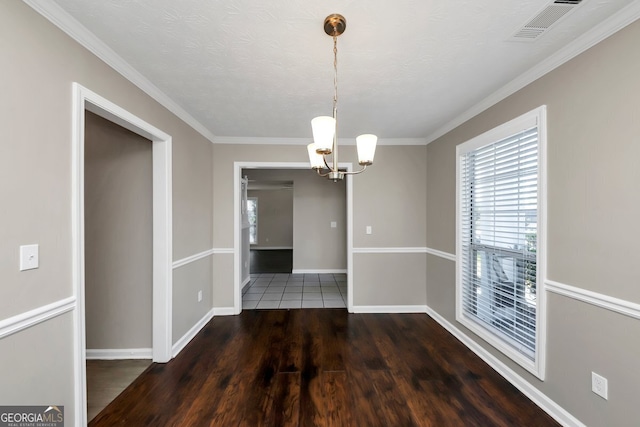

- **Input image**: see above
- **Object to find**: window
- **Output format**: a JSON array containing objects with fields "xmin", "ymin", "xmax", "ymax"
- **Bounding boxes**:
[
  {"xmin": 247, "ymin": 198, "xmax": 258, "ymax": 245},
  {"xmin": 456, "ymin": 106, "xmax": 546, "ymax": 378}
]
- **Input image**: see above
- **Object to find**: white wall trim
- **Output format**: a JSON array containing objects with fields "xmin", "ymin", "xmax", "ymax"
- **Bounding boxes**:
[
  {"xmin": 0, "ymin": 297, "xmax": 76, "ymax": 340},
  {"xmin": 545, "ymin": 279, "xmax": 640, "ymax": 321},
  {"xmin": 24, "ymin": 0, "xmax": 216, "ymax": 144},
  {"xmin": 425, "ymin": 2, "xmax": 640, "ymax": 144},
  {"xmin": 352, "ymin": 247, "xmax": 457, "ymax": 261},
  {"xmin": 425, "ymin": 247, "xmax": 457, "ymax": 262},
  {"xmin": 251, "ymin": 246, "xmax": 294, "ymax": 250},
  {"xmin": 212, "ymin": 248, "xmax": 234, "ymax": 254},
  {"xmin": 353, "ymin": 247, "xmax": 429, "ymax": 254},
  {"xmin": 25, "ymin": 0, "xmax": 640, "ymax": 151},
  {"xmin": 214, "ymin": 136, "xmax": 428, "ymax": 146},
  {"xmin": 425, "ymin": 306, "xmax": 585, "ymax": 427},
  {"xmin": 172, "ymin": 249, "xmax": 214, "ymax": 269},
  {"xmin": 352, "ymin": 305, "xmax": 428, "ymax": 314},
  {"xmin": 213, "ymin": 307, "xmax": 236, "ymax": 316},
  {"xmin": 241, "ymin": 276, "xmax": 251, "ymax": 292},
  {"xmin": 171, "ymin": 308, "xmax": 214, "ymax": 358},
  {"xmin": 72, "ymin": 83, "xmax": 173, "ymax": 427},
  {"xmin": 291, "ymin": 269, "xmax": 348, "ymax": 274},
  {"xmin": 86, "ymin": 348, "xmax": 152, "ymax": 360}
]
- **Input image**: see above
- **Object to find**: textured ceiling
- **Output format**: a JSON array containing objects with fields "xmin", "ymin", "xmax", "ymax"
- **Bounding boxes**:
[{"xmin": 50, "ymin": 0, "xmax": 636, "ymax": 141}]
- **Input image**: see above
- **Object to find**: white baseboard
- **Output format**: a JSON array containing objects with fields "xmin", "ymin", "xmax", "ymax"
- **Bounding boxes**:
[
  {"xmin": 425, "ymin": 306, "xmax": 585, "ymax": 427},
  {"xmin": 86, "ymin": 348, "xmax": 152, "ymax": 360},
  {"xmin": 213, "ymin": 307, "xmax": 236, "ymax": 316},
  {"xmin": 351, "ymin": 305, "xmax": 428, "ymax": 314},
  {"xmin": 291, "ymin": 269, "xmax": 347, "ymax": 274},
  {"xmin": 171, "ymin": 308, "xmax": 214, "ymax": 358},
  {"xmin": 241, "ymin": 276, "xmax": 251, "ymax": 292}
]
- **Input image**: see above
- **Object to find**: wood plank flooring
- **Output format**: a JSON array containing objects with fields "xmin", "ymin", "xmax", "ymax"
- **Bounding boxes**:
[{"xmin": 90, "ymin": 309, "xmax": 559, "ymax": 426}]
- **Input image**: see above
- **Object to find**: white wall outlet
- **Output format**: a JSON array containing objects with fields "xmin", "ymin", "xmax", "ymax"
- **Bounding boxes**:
[
  {"xmin": 20, "ymin": 244, "xmax": 39, "ymax": 271},
  {"xmin": 244, "ymin": 261, "xmax": 248, "ymax": 268},
  {"xmin": 366, "ymin": 226, "xmax": 372, "ymax": 235},
  {"xmin": 592, "ymin": 372, "xmax": 608, "ymax": 399},
  {"xmin": 197, "ymin": 290, "xmax": 203, "ymax": 302},
  {"xmin": 330, "ymin": 221, "xmax": 337, "ymax": 228}
]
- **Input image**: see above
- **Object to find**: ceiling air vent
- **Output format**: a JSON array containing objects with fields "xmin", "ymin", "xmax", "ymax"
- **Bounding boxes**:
[{"xmin": 510, "ymin": 0, "xmax": 584, "ymax": 41}]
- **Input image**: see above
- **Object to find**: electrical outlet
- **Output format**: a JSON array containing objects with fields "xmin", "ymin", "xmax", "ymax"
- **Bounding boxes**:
[
  {"xmin": 198, "ymin": 290, "xmax": 203, "ymax": 302},
  {"xmin": 592, "ymin": 372, "xmax": 608, "ymax": 400}
]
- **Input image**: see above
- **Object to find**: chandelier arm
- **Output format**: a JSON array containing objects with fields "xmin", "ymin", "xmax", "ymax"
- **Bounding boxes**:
[
  {"xmin": 342, "ymin": 165, "xmax": 368, "ymax": 176},
  {"xmin": 316, "ymin": 169, "xmax": 331, "ymax": 177},
  {"xmin": 322, "ymin": 154, "xmax": 333, "ymax": 171}
]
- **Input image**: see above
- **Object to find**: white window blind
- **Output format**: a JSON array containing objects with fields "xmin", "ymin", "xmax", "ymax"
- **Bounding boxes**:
[{"xmin": 458, "ymin": 120, "xmax": 540, "ymax": 364}]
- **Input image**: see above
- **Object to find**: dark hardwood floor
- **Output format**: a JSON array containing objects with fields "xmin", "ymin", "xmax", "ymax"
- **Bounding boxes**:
[
  {"xmin": 250, "ymin": 249, "xmax": 293, "ymax": 274},
  {"xmin": 90, "ymin": 309, "xmax": 559, "ymax": 427}
]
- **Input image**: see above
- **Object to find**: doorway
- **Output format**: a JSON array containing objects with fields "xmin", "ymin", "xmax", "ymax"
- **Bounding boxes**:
[
  {"xmin": 83, "ymin": 111, "xmax": 153, "ymax": 421},
  {"xmin": 72, "ymin": 83, "xmax": 173, "ymax": 426},
  {"xmin": 233, "ymin": 162, "xmax": 354, "ymax": 314}
]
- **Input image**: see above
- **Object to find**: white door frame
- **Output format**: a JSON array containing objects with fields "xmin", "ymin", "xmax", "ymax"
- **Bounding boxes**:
[
  {"xmin": 233, "ymin": 162, "xmax": 354, "ymax": 313},
  {"xmin": 71, "ymin": 83, "xmax": 173, "ymax": 426}
]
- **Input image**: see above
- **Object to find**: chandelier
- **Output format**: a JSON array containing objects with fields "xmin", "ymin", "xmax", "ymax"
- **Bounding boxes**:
[{"xmin": 307, "ymin": 14, "xmax": 377, "ymax": 182}]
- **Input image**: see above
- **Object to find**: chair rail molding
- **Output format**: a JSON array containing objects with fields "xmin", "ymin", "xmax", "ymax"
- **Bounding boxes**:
[
  {"xmin": 545, "ymin": 279, "xmax": 640, "ymax": 320},
  {"xmin": 0, "ymin": 297, "xmax": 76, "ymax": 340}
]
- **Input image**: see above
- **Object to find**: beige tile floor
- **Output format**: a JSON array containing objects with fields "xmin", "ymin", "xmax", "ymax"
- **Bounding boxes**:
[
  {"xmin": 86, "ymin": 359, "xmax": 151, "ymax": 421},
  {"xmin": 242, "ymin": 273, "xmax": 347, "ymax": 309}
]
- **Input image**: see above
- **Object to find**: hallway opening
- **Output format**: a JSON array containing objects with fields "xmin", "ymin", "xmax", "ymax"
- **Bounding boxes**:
[{"xmin": 236, "ymin": 164, "xmax": 351, "ymax": 311}]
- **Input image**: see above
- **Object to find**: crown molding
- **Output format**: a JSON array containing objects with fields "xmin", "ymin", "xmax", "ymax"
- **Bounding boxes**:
[
  {"xmin": 425, "ymin": 0, "xmax": 640, "ymax": 144},
  {"xmin": 25, "ymin": 0, "xmax": 640, "ymax": 147},
  {"xmin": 213, "ymin": 136, "xmax": 428, "ymax": 146},
  {"xmin": 23, "ymin": 0, "xmax": 217, "ymax": 144}
]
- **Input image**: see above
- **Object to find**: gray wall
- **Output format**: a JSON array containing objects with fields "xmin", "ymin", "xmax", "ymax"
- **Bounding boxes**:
[
  {"xmin": 0, "ymin": 2, "xmax": 214, "ymax": 422},
  {"xmin": 212, "ymin": 144, "xmax": 427, "ymax": 308},
  {"xmin": 84, "ymin": 111, "xmax": 152, "ymax": 350},
  {"xmin": 247, "ymin": 188, "xmax": 294, "ymax": 249},
  {"xmin": 352, "ymin": 145, "xmax": 428, "ymax": 307},
  {"xmin": 426, "ymin": 19, "xmax": 640, "ymax": 427}
]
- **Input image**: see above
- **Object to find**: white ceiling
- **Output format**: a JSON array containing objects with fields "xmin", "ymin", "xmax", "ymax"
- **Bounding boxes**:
[{"xmin": 46, "ymin": 0, "xmax": 638, "ymax": 142}]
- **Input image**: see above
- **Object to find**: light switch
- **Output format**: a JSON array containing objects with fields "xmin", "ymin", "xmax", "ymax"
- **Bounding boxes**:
[
  {"xmin": 330, "ymin": 221, "xmax": 337, "ymax": 228},
  {"xmin": 366, "ymin": 226, "xmax": 372, "ymax": 235},
  {"xmin": 20, "ymin": 244, "xmax": 39, "ymax": 271}
]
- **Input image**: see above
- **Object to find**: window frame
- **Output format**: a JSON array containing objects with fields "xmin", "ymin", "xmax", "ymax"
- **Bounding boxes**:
[{"xmin": 455, "ymin": 106, "xmax": 547, "ymax": 379}]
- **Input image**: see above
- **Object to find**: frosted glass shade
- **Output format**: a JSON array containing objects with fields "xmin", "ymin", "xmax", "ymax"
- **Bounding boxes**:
[
  {"xmin": 307, "ymin": 143, "xmax": 325, "ymax": 170},
  {"xmin": 311, "ymin": 116, "xmax": 335, "ymax": 154},
  {"xmin": 356, "ymin": 134, "xmax": 377, "ymax": 165}
]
